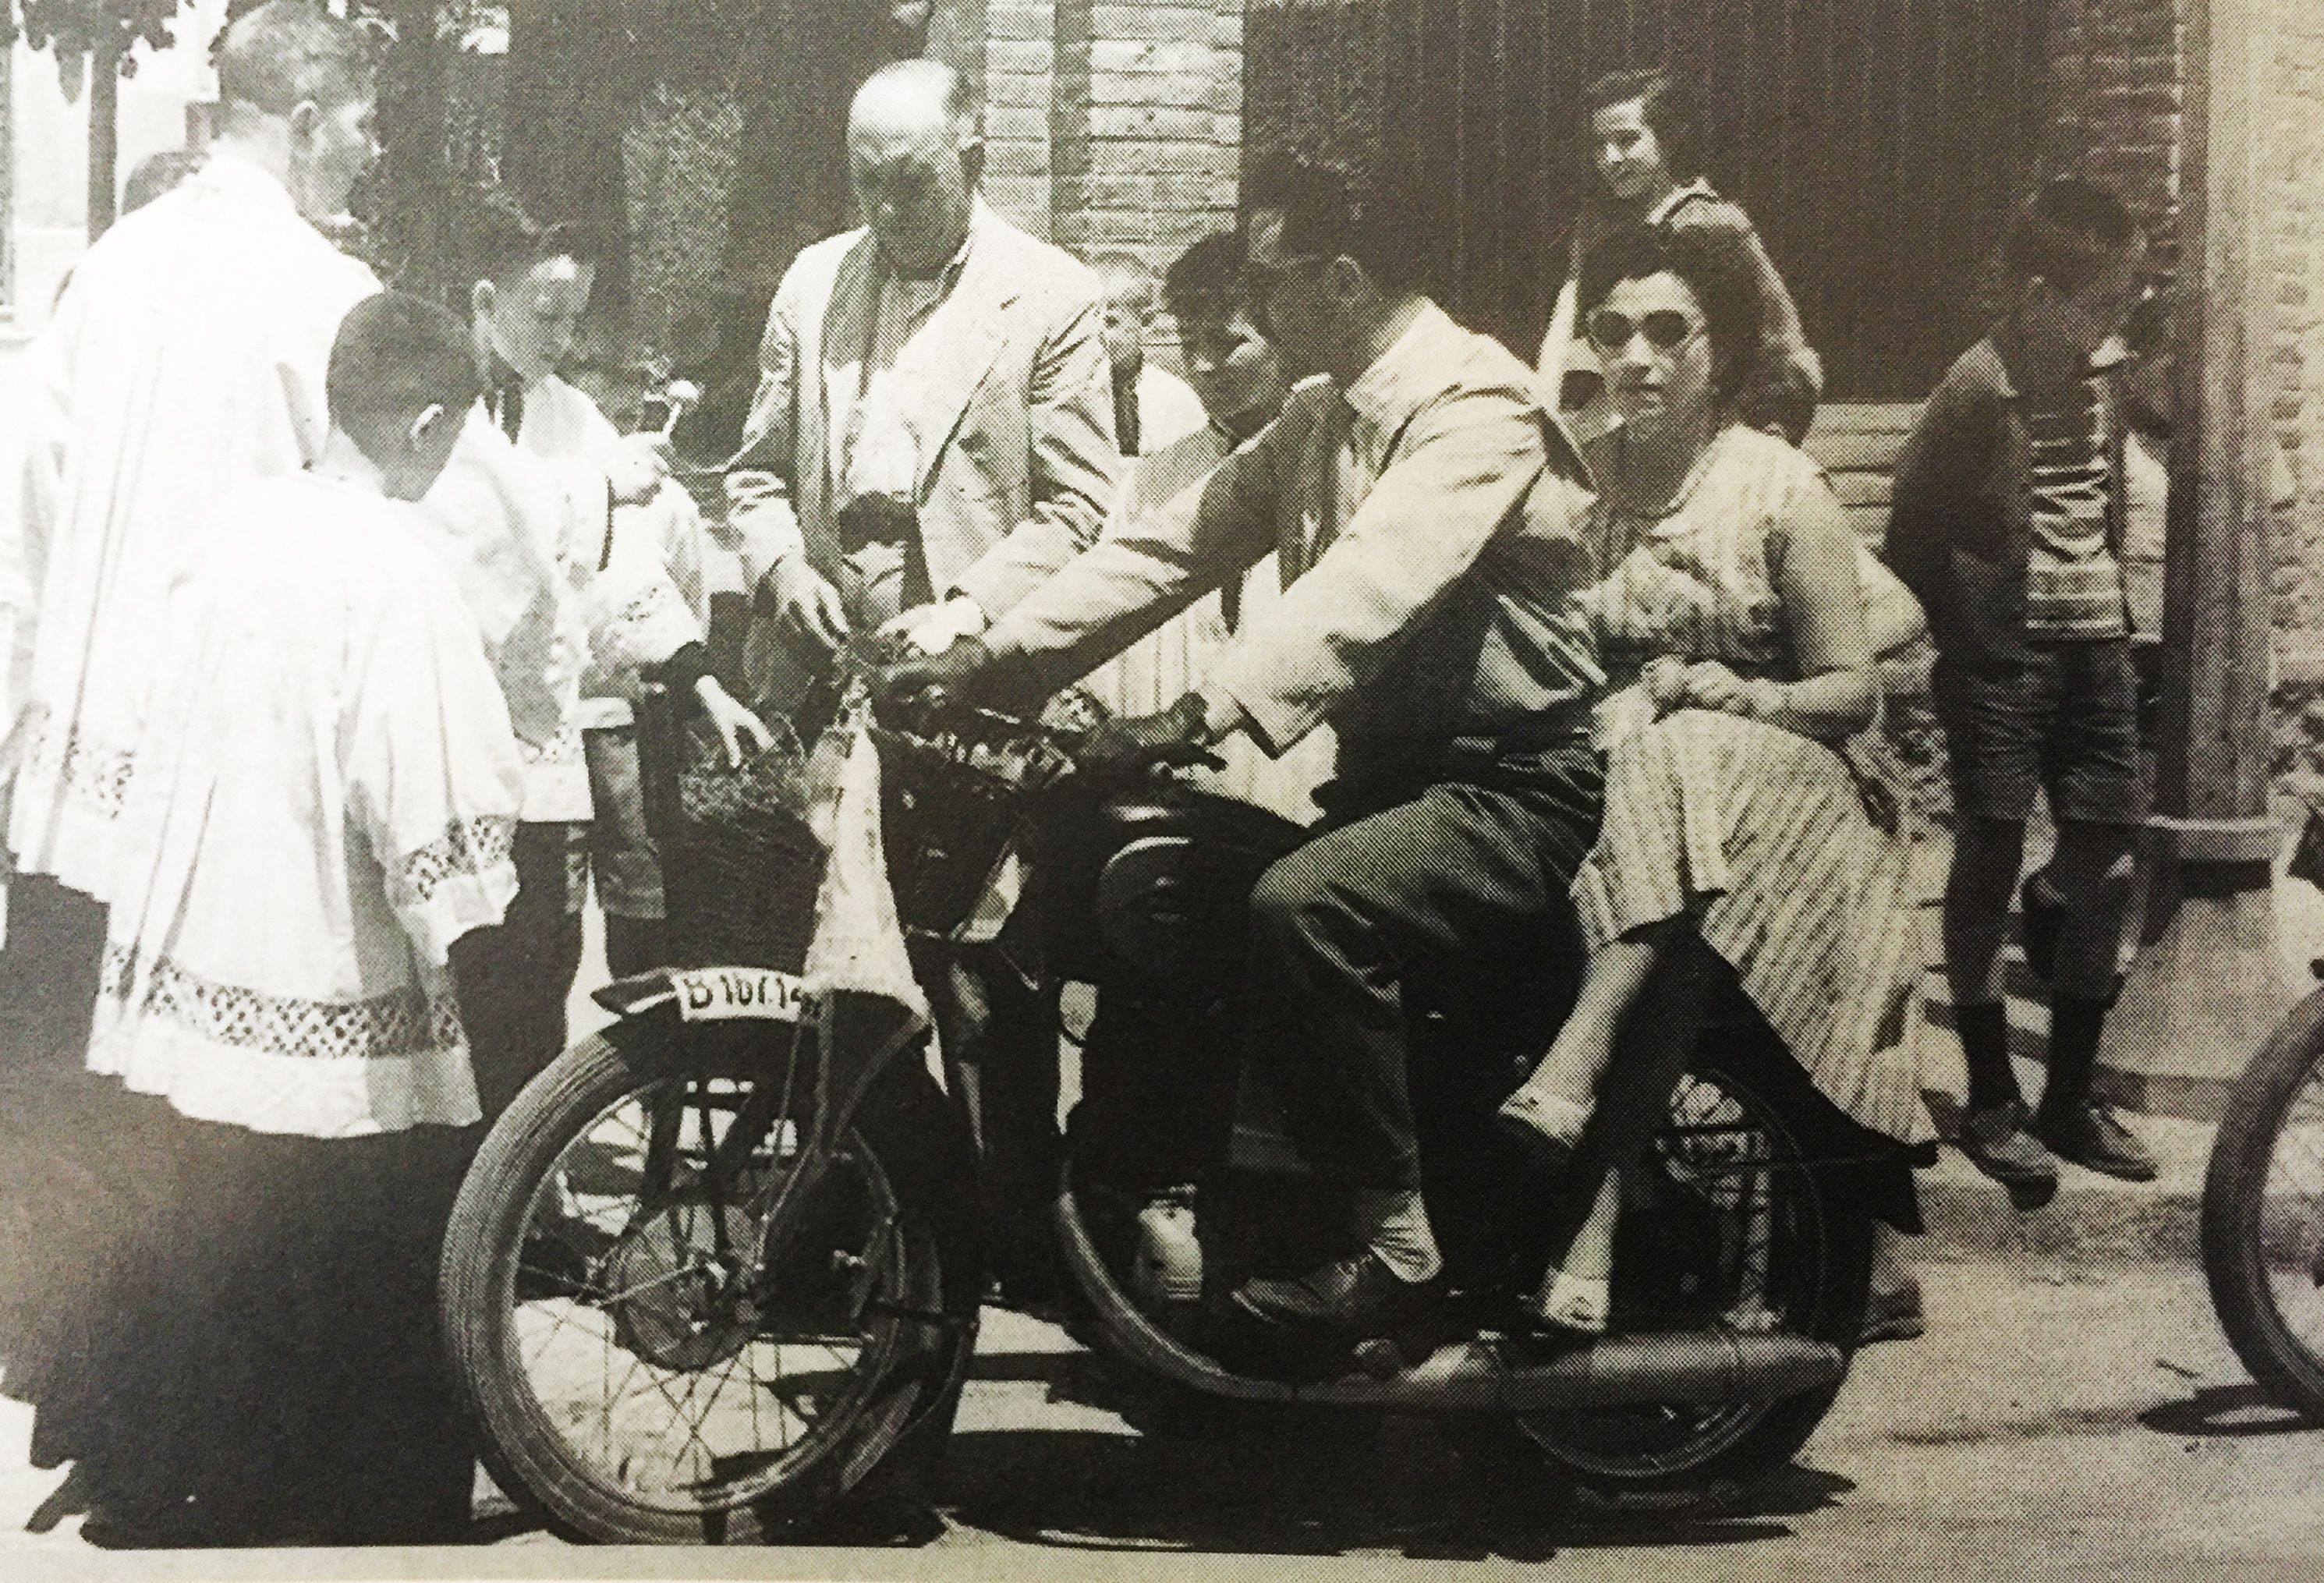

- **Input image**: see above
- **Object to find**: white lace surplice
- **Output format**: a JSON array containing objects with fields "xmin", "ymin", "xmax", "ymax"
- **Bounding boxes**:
[
  {"xmin": 0, "ymin": 156, "xmax": 382, "ymax": 901},
  {"xmin": 505, "ymin": 374, "xmax": 707, "ymax": 729},
  {"xmin": 90, "ymin": 476, "xmax": 524, "ymax": 1139}
]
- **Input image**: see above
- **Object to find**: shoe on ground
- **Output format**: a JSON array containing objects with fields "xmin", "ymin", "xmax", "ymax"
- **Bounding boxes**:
[
  {"xmin": 1957, "ymin": 1099, "xmax": 2060, "ymax": 1211},
  {"xmin": 2035, "ymin": 1099, "xmax": 2159, "ymax": 1182},
  {"xmin": 1228, "ymin": 1251, "xmax": 1442, "ymax": 1340},
  {"xmin": 1858, "ymin": 1275, "xmax": 1926, "ymax": 1346},
  {"xmin": 2019, "ymin": 873, "xmax": 2064, "ymax": 983}
]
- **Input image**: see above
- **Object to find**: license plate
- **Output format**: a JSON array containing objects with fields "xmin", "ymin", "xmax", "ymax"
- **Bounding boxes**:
[{"xmin": 670, "ymin": 967, "xmax": 808, "ymax": 1023}]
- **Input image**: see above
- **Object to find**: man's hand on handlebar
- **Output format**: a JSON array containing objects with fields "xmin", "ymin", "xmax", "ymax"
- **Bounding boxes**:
[
  {"xmin": 875, "ymin": 635, "xmax": 996, "ymax": 710},
  {"xmin": 1081, "ymin": 692, "xmax": 1224, "ymax": 778},
  {"xmin": 881, "ymin": 595, "xmax": 989, "ymax": 657}
]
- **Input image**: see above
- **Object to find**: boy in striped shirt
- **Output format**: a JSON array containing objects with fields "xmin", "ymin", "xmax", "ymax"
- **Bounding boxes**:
[{"xmin": 1888, "ymin": 178, "xmax": 2156, "ymax": 1203}]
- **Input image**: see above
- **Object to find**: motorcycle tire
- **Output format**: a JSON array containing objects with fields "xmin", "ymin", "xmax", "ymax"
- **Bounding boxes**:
[
  {"xmin": 2202, "ymin": 983, "xmax": 2324, "ymax": 1422},
  {"xmin": 1476, "ymin": 1040, "xmax": 1875, "ymax": 1496},
  {"xmin": 440, "ymin": 1024, "xmax": 976, "ymax": 1544}
]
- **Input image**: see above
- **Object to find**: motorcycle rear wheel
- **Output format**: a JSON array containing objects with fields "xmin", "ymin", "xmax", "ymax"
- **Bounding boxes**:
[
  {"xmin": 1483, "ymin": 1044, "xmax": 1874, "ymax": 1495},
  {"xmin": 2202, "ymin": 985, "xmax": 2324, "ymax": 1421},
  {"xmin": 440, "ymin": 1026, "xmax": 965, "ymax": 1543}
]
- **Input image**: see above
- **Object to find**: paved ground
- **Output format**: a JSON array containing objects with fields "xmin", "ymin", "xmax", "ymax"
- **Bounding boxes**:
[{"xmin": 5, "ymin": 1254, "xmax": 2324, "ymax": 1581}]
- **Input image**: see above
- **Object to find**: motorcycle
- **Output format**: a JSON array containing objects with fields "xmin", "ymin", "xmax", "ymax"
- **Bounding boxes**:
[{"xmin": 437, "ymin": 656, "xmax": 1911, "ymax": 1543}]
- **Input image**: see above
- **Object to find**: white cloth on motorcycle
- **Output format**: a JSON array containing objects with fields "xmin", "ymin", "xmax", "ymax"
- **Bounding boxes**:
[{"xmin": 802, "ymin": 701, "xmax": 929, "ymax": 1027}]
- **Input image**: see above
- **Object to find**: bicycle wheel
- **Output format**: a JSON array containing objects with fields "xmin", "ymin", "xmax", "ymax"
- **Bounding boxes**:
[
  {"xmin": 2203, "ymin": 985, "xmax": 2324, "ymax": 1420},
  {"xmin": 440, "ymin": 1027, "xmax": 965, "ymax": 1543}
]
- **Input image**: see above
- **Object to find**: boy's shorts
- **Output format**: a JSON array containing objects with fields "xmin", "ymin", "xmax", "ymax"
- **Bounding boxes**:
[
  {"xmin": 1932, "ymin": 637, "xmax": 2145, "ymax": 827},
  {"xmin": 583, "ymin": 725, "xmax": 663, "ymax": 920}
]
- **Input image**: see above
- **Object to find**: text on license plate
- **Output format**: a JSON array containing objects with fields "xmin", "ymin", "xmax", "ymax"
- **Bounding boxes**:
[{"xmin": 671, "ymin": 967, "xmax": 807, "ymax": 1022}]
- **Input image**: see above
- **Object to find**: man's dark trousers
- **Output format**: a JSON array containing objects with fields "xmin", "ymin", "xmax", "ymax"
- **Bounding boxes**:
[{"xmin": 1245, "ymin": 742, "xmax": 1605, "ymax": 1199}]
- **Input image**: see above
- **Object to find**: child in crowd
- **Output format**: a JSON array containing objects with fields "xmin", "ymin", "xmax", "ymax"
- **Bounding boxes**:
[
  {"xmin": 1887, "ymin": 177, "xmax": 2158, "ymax": 1207},
  {"xmin": 1539, "ymin": 66, "xmax": 1822, "ymax": 444},
  {"xmin": 1092, "ymin": 250, "xmax": 1209, "ymax": 459},
  {"xmin": 462, "ymin": 195, "xmax": 770, "ymax": 986},
  {"xmin": 76, "ymin": 292, "xmax": 521, "ymax": 1545}
]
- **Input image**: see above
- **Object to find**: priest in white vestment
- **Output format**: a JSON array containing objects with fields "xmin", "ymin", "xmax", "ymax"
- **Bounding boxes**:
[
  {"xmin": 0, "ymin": 50, "xmax": 381, "ymax": 905},
  {"xmin": 0, "ymin": 7, "xmax": 402, "ymax": 1487}
]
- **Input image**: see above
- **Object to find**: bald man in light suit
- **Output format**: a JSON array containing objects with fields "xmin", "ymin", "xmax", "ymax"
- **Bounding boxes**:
[{"xmin": 724, "ymin": 58, "xmax": 1121, "ymax": 706}]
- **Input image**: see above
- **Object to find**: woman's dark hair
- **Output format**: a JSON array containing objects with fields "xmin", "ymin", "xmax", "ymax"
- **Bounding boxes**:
[
  {"xmin": 1577, "ymin": 221, "xmax": 1762, "ymax": 412},
  {"xmin": 1582, "ymin": 66, "xmax": 1705, "ymax": 186}
]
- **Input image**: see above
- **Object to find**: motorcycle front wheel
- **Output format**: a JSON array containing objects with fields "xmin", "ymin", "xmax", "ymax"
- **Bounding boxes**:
[
  {"xmin": 439, "ymin": 1025, "xmax": 972, "ymax": 1543},
  {"xmin": 2202, "ymin": 985, "xmax": 2324, "ymax": 1420}
]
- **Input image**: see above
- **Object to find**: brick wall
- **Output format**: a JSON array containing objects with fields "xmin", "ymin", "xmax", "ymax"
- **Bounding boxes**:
[
  {"xmin": 2043, "ymin": 0, "xmax": 2185, "ymax": 266},
  {"xmin": 973, "ymin": 0, "xmax": 1057, "ymax": 236},
  {"xmin": 2043, "ymin": 0, "xmax": 2324, "ymax": 780},
  {"xmin": 2266, "ymin": 0, "xmax": 2324, "ymax": 780},
  {"xmin": 957, "ymin": 0, "xmax": 1243, "ymax": 272}
]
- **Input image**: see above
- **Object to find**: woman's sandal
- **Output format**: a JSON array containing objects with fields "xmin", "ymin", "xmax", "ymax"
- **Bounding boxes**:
[
  {"xmin": 1526, "ymin": 1266, "xmax": 1610, "ymax": 1337},
  {"xmin": 1494, "ymin": 1087, "xmax": 1593, "ymax": 1181}
]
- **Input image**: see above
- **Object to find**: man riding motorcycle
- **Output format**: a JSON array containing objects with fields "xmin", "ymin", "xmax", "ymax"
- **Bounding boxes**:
[{"xmin": 883, "ymin": 151, "xmax": 1605, "ymax": 1347}]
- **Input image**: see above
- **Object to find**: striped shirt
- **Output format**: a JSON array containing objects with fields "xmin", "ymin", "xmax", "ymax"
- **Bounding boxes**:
[{"xmin": 2021, "ymin": 374, "xmax": 2127, "ymax": 639}]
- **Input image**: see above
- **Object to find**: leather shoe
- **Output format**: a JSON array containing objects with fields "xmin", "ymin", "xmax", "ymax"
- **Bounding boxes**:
[
  {"xmin": 1957, "ymin": 1100, "xmax": 2060, "ymax": 1211},
  {"xmin": 1228, "ymin": 1251, "xmax": 1442, "ymax": 1340},
  {"xmin": 2036, "ymin": 1100, "xmax": 2159, "ymax": 1182},
  {"xmin": 1858, "ymin": 1275, "xmax": 1926, "ymax": 1346}
]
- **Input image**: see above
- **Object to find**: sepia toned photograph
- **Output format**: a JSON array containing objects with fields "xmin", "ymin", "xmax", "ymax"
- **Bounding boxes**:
[{"xmin": 0, "ymin": 0, "xmax": 2317, "ymax": 1578}]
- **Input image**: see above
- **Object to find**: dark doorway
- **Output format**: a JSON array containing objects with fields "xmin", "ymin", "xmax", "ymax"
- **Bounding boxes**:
[{"xmin": 1245, "ymin": 0, "xmax": 2055, "ymax": 399}]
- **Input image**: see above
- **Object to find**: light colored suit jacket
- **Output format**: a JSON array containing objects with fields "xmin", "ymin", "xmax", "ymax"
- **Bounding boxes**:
[{"xmin": 723, "ymin": 200, "xmax": 1120, "ymax": 622}]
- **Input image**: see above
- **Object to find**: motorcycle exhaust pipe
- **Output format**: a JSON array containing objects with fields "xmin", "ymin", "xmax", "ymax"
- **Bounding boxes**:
[
  {"xmin": 1056, "ymin": 1177, "xmax": 1847, "ymax": 1414},
  {"xmin": 1302, "ymin": 1329, "xmax": 1847, "ymax": 1412}
]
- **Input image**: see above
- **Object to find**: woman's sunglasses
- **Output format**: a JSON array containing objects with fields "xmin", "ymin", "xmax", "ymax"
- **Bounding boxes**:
[{"xmin": 1585, "ymin": 307, "xmax": 1706, "ymax": 353}]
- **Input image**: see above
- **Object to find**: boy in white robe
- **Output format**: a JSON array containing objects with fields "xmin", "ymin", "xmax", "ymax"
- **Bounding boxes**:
[
  {"xmin": 1092, "ymin": 251, "xmax": 1210, "ymax": 459},
  {"xmin": 70, "ymin": 293, "xmax": 519, "ymax": 1546},
  {"xmin": 465, "ymin": 197, "xmax": 769, "ymax": 981}
]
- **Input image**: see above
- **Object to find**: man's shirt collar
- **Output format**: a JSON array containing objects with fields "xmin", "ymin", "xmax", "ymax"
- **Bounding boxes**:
[
  {"xmin": 1341, "ymin": 299, "xmax": 1468, "ymax": 434},
  {"xmin": 184, "ymin": 149, "xmax": 299, "ymax": 217}
]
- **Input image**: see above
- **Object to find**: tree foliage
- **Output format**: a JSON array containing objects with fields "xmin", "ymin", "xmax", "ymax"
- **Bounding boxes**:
[{"xmin": 3, "ymin": 0, "xmax": 185, "ymax": 83}]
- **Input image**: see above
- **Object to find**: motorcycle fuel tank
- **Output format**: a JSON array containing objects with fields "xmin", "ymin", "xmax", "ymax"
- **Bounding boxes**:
[{"xmin": 1085, "ymin": 787, "xmax": 1305, "ymax": 986}]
